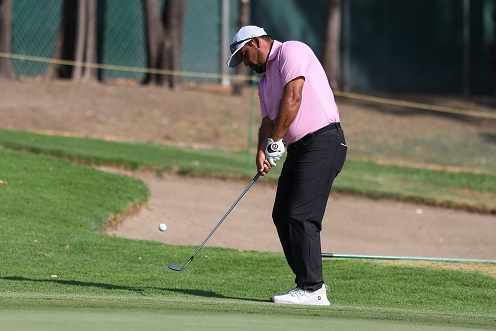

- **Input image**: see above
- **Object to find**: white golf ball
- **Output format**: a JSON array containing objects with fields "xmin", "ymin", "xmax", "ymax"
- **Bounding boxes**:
[{"xmin": 158, "ymin": 223, "xmax": 167, "ymax": 232}]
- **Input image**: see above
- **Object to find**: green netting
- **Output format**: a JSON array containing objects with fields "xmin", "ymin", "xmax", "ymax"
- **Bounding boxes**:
[
  {"xmin": 6, "ymin": 0, "xmax": 494, "ymax": 94},
  {"xmin": 12, "ymin": 0, "xmax": 63, "ymax": 77},
  {"xmin": 99, "ymin": 0, "xmax": 146, "ymax": 81}
]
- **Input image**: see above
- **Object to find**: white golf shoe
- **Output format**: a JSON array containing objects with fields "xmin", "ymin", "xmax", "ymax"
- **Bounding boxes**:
[{"xmin": 270, "ymin": 285, "xmax": 330, "ymax": 306}]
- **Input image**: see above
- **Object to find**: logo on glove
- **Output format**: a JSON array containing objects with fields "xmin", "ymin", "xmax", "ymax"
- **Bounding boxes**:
[{"xmin": 269, "ymin": 143, "xmax": 279, "ymax": 152}]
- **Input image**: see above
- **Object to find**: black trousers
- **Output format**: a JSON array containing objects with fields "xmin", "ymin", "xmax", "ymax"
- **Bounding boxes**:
[{"xmin": 272, "ymin": 124, "xmax": 347, "ymax": 291}]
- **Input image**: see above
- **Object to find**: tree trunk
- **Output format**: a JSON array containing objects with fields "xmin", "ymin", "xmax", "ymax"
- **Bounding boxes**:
[
  {"xmin": 168, "ymin": 0, "xmax": 185, "ymax": 89},
  {"xmin": 44, "ymin": 17, "xmax": 65, "ymax": 80},
  {"xmin": 233, "ymin": 0, "xmax": 250, "ymax": 95},
  {"xmin": 73, "ymin": 0, "xmax": 87, "ymax": 81},
  {"xmin": 322, "ymin": 0, "xmax": 341, "ymax": 90},
  {"xmin": 0, "ymin": 0, "xmax": 14, "ymax": 79},
  {"xmin": 143, "ymin": 0, "xmax": 163, "ymax": 84},
  {"xmin": 45, "ymin": 0, "xmax": 78, "ymax": 80},
  {"xmin": 161, "ymin": 0, "xmax": 185, "ymax": 89},
  {"xmin": 82, "ymin": 0, "xmax": 97, "ymax": 82}
]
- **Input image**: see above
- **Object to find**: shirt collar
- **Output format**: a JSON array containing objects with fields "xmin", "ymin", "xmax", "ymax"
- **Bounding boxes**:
[{"xmin": 267, "ymin": 40, "xmax": 282, "ymax": 64}]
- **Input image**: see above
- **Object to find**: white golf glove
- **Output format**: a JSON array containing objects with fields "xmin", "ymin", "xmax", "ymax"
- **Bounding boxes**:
[{"xmin": 265, "ymin": 138, "xmax": 285, "ymax": 167}]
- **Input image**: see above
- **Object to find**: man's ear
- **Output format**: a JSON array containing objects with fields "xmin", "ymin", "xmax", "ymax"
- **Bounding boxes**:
[{"xmin": 250, "ymin": 37, "xmax": 261, "ymax": 48}]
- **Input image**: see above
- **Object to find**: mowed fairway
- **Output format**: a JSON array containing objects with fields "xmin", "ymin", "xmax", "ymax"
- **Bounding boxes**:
[
  {"xmin": 0, "ymin": 143, "xmax": 495, "ymax": 330},
  {"xmin": 1, "ymin": 307, "xmax": 489, "ymax": 331}
]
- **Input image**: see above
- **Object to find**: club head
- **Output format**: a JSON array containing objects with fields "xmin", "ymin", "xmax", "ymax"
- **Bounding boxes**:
[{"xmin": 167, "ymin": 263, "xmax": 184, "ymax": 271}]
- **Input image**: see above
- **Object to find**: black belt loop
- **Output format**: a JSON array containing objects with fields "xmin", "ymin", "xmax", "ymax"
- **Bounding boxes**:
[{"xmin": 287, "ymin": 123, "xmax": 341, "ymax": 152}]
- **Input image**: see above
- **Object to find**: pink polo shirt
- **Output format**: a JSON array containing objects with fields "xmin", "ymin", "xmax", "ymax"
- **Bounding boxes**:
[{"xmin": 258, "ymin": 40, "xmax": 340, "ymax": 144}]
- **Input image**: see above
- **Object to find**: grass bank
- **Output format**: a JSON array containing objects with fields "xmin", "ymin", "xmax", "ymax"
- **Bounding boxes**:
[{"xmin": 0, "ymin": 128, "xmax": 495, "ymax": 213}]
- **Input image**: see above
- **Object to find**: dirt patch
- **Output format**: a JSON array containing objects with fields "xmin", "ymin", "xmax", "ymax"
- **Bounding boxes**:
[{"xmin": 373, "ymin": 260, "xmax": 496, "ymax": 278}]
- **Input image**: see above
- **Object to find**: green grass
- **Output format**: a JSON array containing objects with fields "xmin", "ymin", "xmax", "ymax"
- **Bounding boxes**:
[
  {"xmin": 0, "ymin": 144, "xmax": 495, "ymax": 329},
  {"xmin": 0, "ymin": 128, "xmax": 495, "ymax": 212},
  {"xmin": 339, "ymin": 161, "xmax": 496, "ymax": 212},
  {"xmin": 0, "ymin": 128, "xmax": 253, "ymax": 177},
  {"xmin": 8, "ymin": 309, "xmax": 466, "ymax": 331}
]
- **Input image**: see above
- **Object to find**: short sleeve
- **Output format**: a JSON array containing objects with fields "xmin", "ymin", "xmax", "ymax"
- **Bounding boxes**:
[{"xmin": 278, "ymin": 42, "xmax": 310, "ymax": 85}]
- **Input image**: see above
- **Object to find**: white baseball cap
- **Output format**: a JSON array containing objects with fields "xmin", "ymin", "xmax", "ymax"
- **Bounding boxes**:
[{"xmin": 226, "ymin": 25, "xmax": 267, "ymax": 68}]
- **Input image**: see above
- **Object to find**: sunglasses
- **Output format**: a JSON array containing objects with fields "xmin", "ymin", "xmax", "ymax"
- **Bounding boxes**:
[{"xmin": 230, "ymin": 37, "xmax": 253, "ymax": 53}]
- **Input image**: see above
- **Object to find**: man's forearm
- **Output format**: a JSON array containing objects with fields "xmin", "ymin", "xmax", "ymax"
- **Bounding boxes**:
[
  {"xmin": 258, "ymin": 117, "xmax": 273, "ymax": 151},
  {"xmin": 271, "ymin": 99, "xmax": 299, "ymax": 141}
]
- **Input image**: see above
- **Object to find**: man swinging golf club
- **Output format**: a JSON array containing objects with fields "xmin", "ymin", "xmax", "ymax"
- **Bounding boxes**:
[{"xmin": 227, "ymin": 26, "xmax": 347, "ymax": 305}]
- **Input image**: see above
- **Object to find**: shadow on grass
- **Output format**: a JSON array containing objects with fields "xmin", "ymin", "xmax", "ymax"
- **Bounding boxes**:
[
  {"xmin": 166, "ymin": 288, "xmax": 267, "ymax": 302},
  {"xmin": 481, "ymin": 133, "xmax": 496, "ymax": 144},
  {"xmin": 1, "ymin": 276, "xmax": 266, "ymax": 303}
]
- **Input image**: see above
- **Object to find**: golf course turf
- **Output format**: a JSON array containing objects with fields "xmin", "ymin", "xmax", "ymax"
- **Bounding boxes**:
[{"xmin": 0, "ymin": 137, "xmax": 495, "ymax": 330}]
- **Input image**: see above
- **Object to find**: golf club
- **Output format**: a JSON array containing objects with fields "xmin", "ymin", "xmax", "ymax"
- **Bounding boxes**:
[{"xmin": 168, "ymin": 171, "xmax": 262, "ymax": 271}]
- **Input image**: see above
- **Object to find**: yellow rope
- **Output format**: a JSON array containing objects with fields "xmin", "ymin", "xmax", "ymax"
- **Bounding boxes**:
[
  {"xmin": 1, "ymin": 52, "xmax": 495, "ymax": 120},
  {"xmin": 334, "ymin": 91, "xmax": 496, "ymax": 120},
  {"xmin": 0, "ymin": 52, "xmax": 255, "ymax": 81}
]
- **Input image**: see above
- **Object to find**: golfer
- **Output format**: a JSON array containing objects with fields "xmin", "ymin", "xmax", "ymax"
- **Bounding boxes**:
[{"xmin": 227, "ymin": 26, "xmax": 347, "ymax": 305}]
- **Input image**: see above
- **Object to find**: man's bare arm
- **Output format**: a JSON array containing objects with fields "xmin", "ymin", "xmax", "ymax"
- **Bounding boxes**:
[
  {"xmin": 256, "ymin": 116, "xmax": 274, "ymax": 174},
  {"xmin": 270, "ymin": 77, "xmax": 304, "ymax": 140}
]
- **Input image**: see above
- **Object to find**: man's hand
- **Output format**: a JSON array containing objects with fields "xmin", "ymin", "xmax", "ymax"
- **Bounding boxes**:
[
  {"xmin": 265, "ymin": 138, "xmax": 285, "ymax": 166},
  {"xmin": 256, "ymin": 150, "xmax": 271, "ymax": 175}
]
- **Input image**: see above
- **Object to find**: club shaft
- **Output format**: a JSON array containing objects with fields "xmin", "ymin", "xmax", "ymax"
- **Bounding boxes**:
[{"xmin": 186, "ymin": 172, "xmax": 261, "ymax": 264}]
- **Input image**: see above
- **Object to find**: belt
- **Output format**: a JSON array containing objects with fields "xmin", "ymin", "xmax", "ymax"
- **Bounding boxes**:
[{"xmin": 287, "ymin": 123, "xmax": 341, "ymax": 152}]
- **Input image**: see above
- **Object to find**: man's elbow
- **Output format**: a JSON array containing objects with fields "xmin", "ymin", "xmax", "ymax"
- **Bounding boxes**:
[
  {"xmin": 284, "ymin": 77, "xmax": 304, "ymax": 109},
  {"xmin": 284, "ymin": 92, "xmax": 302, "ymax": 111}
]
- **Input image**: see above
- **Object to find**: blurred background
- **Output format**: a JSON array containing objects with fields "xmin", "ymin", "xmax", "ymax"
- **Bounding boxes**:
[
  {"xmin": 0, "ymin": 0, "xmax": 494, "ymax": 94},
  {"xmin": 0, "ymin": 0, "xmax": 495, "ymax": 174}
]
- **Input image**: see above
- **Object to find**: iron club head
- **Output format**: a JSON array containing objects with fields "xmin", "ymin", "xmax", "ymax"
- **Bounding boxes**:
[{"xmin": 167, "ymin": 263, "xmax": 184, "ymax": 271}]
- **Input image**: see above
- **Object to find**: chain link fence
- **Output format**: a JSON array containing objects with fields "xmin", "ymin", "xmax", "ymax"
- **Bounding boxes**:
[
  {"xmin": 98, "ymin": 0, "xmax": 147, "ymax": 81},
  {"xmin": 12, "ymin": 0, "xmax": 62, "ymax": 77},
  {"xmin": 6, "ymin": 0, "xmax": 495, "ymax": 94}
]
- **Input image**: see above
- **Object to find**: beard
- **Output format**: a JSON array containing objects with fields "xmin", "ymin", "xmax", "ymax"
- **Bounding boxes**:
[
  {"xmin": 253, "ymin": 49, "xmax": 266, "ymax": 74},
  {"xmin": 254, "ymin": 66, "xmax": 264, "ymax": 74}
]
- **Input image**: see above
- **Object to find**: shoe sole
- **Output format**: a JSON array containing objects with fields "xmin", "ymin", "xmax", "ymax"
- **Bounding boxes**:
[{"xmin": 270, "ymin": 298, "xmax": 330, "ymax": 306}]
